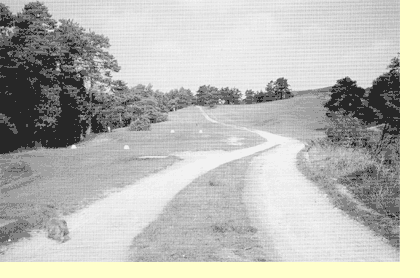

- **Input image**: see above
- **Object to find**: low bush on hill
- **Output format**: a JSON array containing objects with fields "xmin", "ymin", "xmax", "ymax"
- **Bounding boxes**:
[{"xmin": 128, "ymin": 116, "xmax": 151, "ymax": 131}]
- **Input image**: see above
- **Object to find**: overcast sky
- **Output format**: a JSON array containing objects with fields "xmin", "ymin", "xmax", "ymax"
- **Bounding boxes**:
[{"xmin": 4, "ymin": 0, "xmax": 399, "ymax": 93}]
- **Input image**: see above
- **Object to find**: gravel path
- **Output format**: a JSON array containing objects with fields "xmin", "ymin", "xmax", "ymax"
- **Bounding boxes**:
[
  {"xmin": 1, "ymin": 107, "xmax": 399, "ymax": 261},
  {"xmin": 1, "ymin": 108, "xmax": 280, "ymax": 261},
  {"xmin": 244, "ymin": 136, "xmax": 400, "ymax": 261}
]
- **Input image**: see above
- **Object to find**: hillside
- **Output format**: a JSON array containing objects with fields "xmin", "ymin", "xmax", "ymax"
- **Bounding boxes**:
[
  {"xmin": 291, "ymin": 86, "xmax": 333, "ymax": 97},
  {"xmin": 205, "ymin": 93, "xmax": 330, "ymax": 142}
]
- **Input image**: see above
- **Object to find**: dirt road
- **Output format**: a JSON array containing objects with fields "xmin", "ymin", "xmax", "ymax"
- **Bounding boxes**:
[
  {"xmin": 1, "ymin": 109, "xmax": 281, "ymax": 262},
  {"xmin": 1, "ymin": 107, "xmax": 399, "ymax": 261},
  {"xmin": 244, "ymin": 136, "xmax": 400, "ymax": 261}
]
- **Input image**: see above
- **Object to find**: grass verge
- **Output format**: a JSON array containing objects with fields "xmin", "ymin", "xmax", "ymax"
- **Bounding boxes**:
[
  {"xmin": 0, "ymin": 106, "xmax": 264, "ymax": 247},
  {"xmin": 128, "ymin": 154, "xmax": 269, "ymax": 262},
  {"xmin": 296, "ymin": 138, "xmax": 400, "ymax": 248}
]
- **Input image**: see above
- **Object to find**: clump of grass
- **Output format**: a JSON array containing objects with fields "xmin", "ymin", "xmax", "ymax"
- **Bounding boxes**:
[
  {"xmin": 128, "ymin": 116, "xmax": 151, "ymax": 131},
  {"xmin": 299, "ymin": 138, "xmax": 400, "ymax": 247},
  {"xmin": 0, "ymin": 160, "xmax": 32, "ymax": 187},
  {"xmin": 305, "ymin": 139, "xmax": 372, "ymax": 179},
  {"xmin": 340, "ymin": 164, "xmax": 400, "ymax": 220}
]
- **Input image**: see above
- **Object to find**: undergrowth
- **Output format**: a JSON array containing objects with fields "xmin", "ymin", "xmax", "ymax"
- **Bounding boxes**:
[{"xmin": 300, "ymin": 115, "xmax": 400, "ymax": 247}]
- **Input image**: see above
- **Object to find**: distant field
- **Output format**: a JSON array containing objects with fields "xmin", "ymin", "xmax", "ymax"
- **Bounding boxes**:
[
  {"xmin": 205, "ymin": 93, "xmax": 330, "ymax": 142},
  {"xmin": 0, "ymin": 107, "xmax": 264, "ymax": 237}
]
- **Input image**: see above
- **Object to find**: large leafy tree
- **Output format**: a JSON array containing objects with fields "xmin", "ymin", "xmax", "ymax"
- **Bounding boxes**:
[
  {"xmin": 244, "ymin": 89, "xmax": 255, "ymax": 104},
  {"xmin": 219, "ymin": 87, "xmax": 241, "ymax": 105},
  {"xmin": 0, "ymin": 1, "xmax": 62, "ymax": 148},
  {"xmin": 56, "ymin": 19, "xmax": 121, "ymax": 134},
  {"xmin": 273, "ymin": 77, "xmax": 291, "ymax": 100},
  {"xmin": 324, "ymin": 77, "xmax": 366, "ymax": 119},
  {"xmin": 0, "ymin": 2, "xmax": 123, "ymax": 151},
  {"xmin": 365, "ymin": 54, "xmax": 400, "ymax": 133},
  {"xmin": 196, "ymin": 85, "xmax": 219, "ymax": 107},
  {"xmin": 167, "ymin": 87, "xmax": 194, "ymax": 110}
]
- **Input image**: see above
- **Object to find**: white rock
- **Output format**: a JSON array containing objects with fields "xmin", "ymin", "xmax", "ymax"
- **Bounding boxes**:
[
  {"xmin": 71, "ymin": 145, "xmax": 77, "ymax": 149},
  {"xmin": 199, "ymin": 130, "xmax": 203, "ymax": 133},
  {"xmin": 170, "ymin": 130, "xmax": 175, "ymax": 133},
  {"xmin": 124, "ymin": 145, "xmax": 130, "ymax": 150}
]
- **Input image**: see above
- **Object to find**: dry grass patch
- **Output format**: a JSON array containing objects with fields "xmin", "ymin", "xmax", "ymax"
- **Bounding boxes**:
[{"xmin": 297, "ymin": 139, "xmax": 400, "ymax": 248}]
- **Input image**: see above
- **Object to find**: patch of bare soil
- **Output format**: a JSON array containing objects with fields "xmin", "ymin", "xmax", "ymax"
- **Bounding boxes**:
[{"xmin": 128, "ymin": 155, "xmax": 269, "ymax": 262}]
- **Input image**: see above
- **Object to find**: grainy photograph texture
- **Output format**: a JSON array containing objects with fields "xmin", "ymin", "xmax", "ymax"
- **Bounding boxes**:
[{"xmin": 0, "ymin": 0, "xmax": 399, "ymax": 261}]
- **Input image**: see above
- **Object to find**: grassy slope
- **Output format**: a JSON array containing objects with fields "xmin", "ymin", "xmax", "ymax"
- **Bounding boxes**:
[
  {"xmin": 0, "ymin": 106, "xmax": 264, "ymax": 245},
  {"xmin": 204, "ymin": 93, "xmax": 330, "ymax": 142},
  {"xmin": 203, "ymin": 93, "xmax": 399, "ymax": 249},
  {"xmin": 127, "ymin": 93, "xmax": 334, "ymax": 261}
]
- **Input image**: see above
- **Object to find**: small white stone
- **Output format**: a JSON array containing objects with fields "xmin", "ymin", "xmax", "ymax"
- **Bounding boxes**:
[
  {"xmin": 199, "ymin": 130, "xmax": 203, "ymax": 133},
  {"xmin": 124, "ymin": 145, "xmax": 130, "ymax": 150},
  {"xmin": 70, "ymin": 145, "xmax": 77, "ymax": 149},
  {"xmin": 170, "ymin": 130, "xmax": 175, "ymax": 133}
]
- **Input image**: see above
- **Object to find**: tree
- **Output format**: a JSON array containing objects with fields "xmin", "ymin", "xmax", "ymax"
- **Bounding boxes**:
[
  {"xmin": 0, "ymin": 2, "xmax": 122, "ymax": 151},
  {"xmin": 167, "ymin": 87, "xmax": 194, "ymax": 110},
  {"xmin": 230, "ymin": 87, "xmax": 242, "ymax": 104},
  {"xmin": 0, "ymin": 1, "xmax": 61, "ymax": 148},
  {"xmin": 255, "ymin": 90, "xmax": 265, "ymax": 103},
  {"xmin": 196, "ymin": 85, "xmax": 218, "ymax": 107},
  {"xmin": 265, "ymin": 81, "xmax": 275, "ymax": 102},
  {"xmin": 365, "ymin": 54, "xmax": 400, "ymax": 133},
  {"xmin": 56, "ymin": 19, "xmax": 121, "ymax": 134},
  {"xmin": 273, "ymin": 77, "xmax": 291, "ymax": 100},
  {"xmin": 324, "ymin": 77, "xmax": 366, "ymax": 119},
  {"xmin": 0, "ymin": 3, "xmax": 14, "ymax": 38},
  {"xmin": 219, "ymin": 87, "xmax": 241, "ymax": 105},
  {"xmin": 244, "ymin": 89, "xmax": 255, "ymax": 104}
]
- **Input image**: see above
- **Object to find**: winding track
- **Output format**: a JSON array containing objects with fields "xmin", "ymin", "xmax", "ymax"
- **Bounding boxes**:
[
  {"xmin": 1, "ymin": 107, "xmax": 280, "ymax": 261},
  {"xmin": 1, "ymin": 107, "xmax": 399, "ymax": 261}
]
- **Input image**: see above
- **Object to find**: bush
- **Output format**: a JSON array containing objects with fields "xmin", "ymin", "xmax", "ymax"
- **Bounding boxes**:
[
  {"xmin": 326, "ymin": 112, "xmax": 373, "ymax": 148},
  {"xmin": 148, "ymin": 111, "xmax": 168, "ymax": 123},
  {"xmin": 128, "ymin": 116, "xmax": 151, "ymax": 131}
]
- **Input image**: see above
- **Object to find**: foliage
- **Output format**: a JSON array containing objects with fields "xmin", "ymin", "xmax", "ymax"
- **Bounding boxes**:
[
  {"xmin": 324, "ymin": 77, "xmax": 366, "ymax": 119},
  {"xmin": 273, "ymin": 77, "xmax": 292, "ymax": 99},
  {"xmin": 196, "ymin": 85, "xmax": 219, "ymax": 107},
  {"xmin": 244, "ymin": 89, "xmax": 255, "ymax": 104},
  {"xmin": 0, "ymin": 2, "xmax": 121, "ymax": 152},
  {"xmin": 128, "ymin": 116, "xmax": 151, "ymax": 131},
  {"xmin": 365, "ymin": 54, "xmax": 400, "ymax": 133},
  {"xmin": 326, "ymin": 113, "xmax": 377, "ymax": 148},
  {"xmin": 243, "ymin": 77, "xmax": 291, "ymax": 104},
  {"xmin": 219, "ymin": 87, "xmax": 242, "ymax": 105}
]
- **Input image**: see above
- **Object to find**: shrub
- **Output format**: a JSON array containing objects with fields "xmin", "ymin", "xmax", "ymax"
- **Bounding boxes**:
[
  {"xmin": 148, "ymin": 111, "xmax": 168, "ymax": 123},
  {"xmin": 326, "ymin": 112, "xmax": 373, "ymax": 148},
  {"xmin": 128, "ymin": 116, "xmax": 151, "ymax": 131}
]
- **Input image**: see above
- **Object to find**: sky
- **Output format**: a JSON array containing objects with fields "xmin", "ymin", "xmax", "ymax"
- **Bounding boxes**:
[{"xmin": 4, "ymin": 0, "xmax": 399, "ymax": 93}]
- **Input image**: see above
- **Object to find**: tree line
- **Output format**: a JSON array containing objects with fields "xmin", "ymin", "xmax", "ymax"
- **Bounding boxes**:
[
  {"xmin": 0, "ymin": 2, "xmax": 194, "ymax": 153},
  {"xmin": 323, "ymin": 54, "xmax": 400, "ymax": 165},
  {"xmin": 0, "ymin": 0, "xmax": 294, "ymax": 154},
  {"xmin": 195, "ymin": 77, "xmax": 293, "ymax": 107}
]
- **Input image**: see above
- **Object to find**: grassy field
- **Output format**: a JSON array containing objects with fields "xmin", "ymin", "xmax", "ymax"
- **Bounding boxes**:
[
  {"xmin": 205, "ymin": 93, "xmax": 399, "ymax": 249},
  {"xmin": 0, "ymin": 106, "xmax": 264, "ymax": 245},
  {"xmin": 128, "ymin": 152, "xmax": 271, "ymax": 262},
  {"xmin": 1, "ymin": 91, "xmax": 399, "ymax": 256},
  {"xmin": 204, "ymin": 93, "xmax": 329, "ymax": 142}
]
